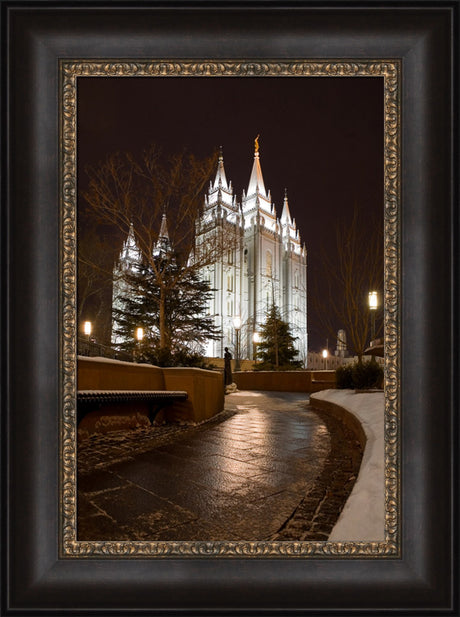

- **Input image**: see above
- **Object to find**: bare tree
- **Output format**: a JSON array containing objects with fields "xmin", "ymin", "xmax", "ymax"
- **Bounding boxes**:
[
  {"xmin": 77, "ymin": 224, "xmax": 115, "ymax": 320},
  {"xmin": 79, "ymin": 145, "xmax": 238, "ymax": 353},
  {"xmin": 310, "ymin": 205, "xmax": 384, "ymax": 361}
]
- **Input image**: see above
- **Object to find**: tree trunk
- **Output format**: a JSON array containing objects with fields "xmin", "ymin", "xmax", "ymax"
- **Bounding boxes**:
[
  {"xmin": 274, "ymin": 326, "xmax": 279, "ymax": 368},
  {"xmin": 159, "ymin": 287, "xmax": 167, "ymax": 351}
]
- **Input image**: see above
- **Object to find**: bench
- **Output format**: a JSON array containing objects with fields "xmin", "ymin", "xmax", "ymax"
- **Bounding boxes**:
[{"xmin": 77, "ymin": 390, "xmax": 188, "ymax": 425}]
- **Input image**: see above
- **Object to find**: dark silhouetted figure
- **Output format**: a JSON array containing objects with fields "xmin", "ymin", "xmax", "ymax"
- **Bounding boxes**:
[{"xmin": 224, "ymin": 347, "xmax": 233, "ymax": 386}]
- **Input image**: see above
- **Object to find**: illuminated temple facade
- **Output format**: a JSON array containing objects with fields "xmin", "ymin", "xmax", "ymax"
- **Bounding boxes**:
[
  {"xmin": 195, "ymin": 140, "xmax": 308, "ymax": 361},
  {"xmin": 112, "ymin": 140, "xmax": 308, "ymax": 361}
]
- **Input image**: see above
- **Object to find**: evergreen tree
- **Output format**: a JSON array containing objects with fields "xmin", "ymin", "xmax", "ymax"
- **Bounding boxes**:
[
  {"xmin": 256, "ymin": 304, "xmax": 301, "ymax": 370},
  {"xmin": 113, "ymin": 254, "xmax": 220, "ymax": 366}
]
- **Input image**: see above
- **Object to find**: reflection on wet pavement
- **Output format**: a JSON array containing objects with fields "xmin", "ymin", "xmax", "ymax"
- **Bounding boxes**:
[{"xmin": 78, "ymin": 391, "xmax": 339, "ymax": 541}]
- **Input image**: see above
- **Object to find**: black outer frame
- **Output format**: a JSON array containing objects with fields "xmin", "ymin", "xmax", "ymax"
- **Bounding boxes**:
[{"xmin": 2, "ymin": 2, "xmax": 457, "ymax": 614}]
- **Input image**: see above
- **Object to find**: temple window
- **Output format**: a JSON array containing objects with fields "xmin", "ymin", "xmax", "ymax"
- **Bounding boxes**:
[{"xmin": 266, "ymin": 251, "xmax": 272, "ymax": 277}]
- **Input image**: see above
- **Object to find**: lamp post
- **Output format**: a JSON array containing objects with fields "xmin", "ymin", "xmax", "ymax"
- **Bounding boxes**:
[
  {"xmin": 368, "ymin": 290, "xmax": 378, "ymax": 341},
  {"xmin": 134, "ymin": 327, "xmax": 144, "ymax": 363},
  {"xmin": 82, "ymin": 321, "xmax": 93, "ymax": 355},
  {"xmin": 322, "ymin": 348, "xmax": 329, "ymax": 370},
  {"xmin": 233, "ymin": 316, "xmax": 241, "ymax": 371},
  {"xmin": 83, "ymin": 320, "xmax": 92, "ymax": 340},
  {"xmin": 252, "ymin": 330, "xmax": 261, "ymax": 363}
]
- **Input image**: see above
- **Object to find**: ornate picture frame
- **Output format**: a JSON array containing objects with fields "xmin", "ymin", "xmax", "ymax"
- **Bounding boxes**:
[{"xmin": 3, "ymin": 3, "xmax": 456, "ymax": 613}]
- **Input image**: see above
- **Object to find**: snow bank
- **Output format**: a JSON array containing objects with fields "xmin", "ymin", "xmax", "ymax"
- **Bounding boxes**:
[{"xmin": 311, "ymin": 389, "xmax": 385, "ymax": 541}]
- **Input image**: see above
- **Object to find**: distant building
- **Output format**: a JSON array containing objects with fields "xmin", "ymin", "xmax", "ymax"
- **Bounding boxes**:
[
  {"xmin": 111, "ymin": 214, "xmax": 171, "ymax": 345},
  {"xmin": 112, "ymin": 223, "xmax": 140, "ymax": 345},
  {"xmin": 307, "ymin": 351, "xmax": 353, "ymax": 370},
  {"xmin": 195, "ymin": 141, "xmax": 307, "ymax": 360},
  {"xmin": 335, "ymin": 329, "xmax": 349, "ymax": 358}
]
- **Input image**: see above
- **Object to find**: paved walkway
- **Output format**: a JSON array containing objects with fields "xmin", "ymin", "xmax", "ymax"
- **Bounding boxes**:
[{"xmin": 78, "ymin": 391, "xmax": 362, "ymax": 541}]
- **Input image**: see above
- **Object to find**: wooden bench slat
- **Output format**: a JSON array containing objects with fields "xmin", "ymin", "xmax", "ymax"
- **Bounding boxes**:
[
  {"xmin": 78, "ymin": 390, "xmax": 187, "ymax": 402},
  {"xmin": 77, "ymin": 390, "xmax": 188, "ymax": 426}
]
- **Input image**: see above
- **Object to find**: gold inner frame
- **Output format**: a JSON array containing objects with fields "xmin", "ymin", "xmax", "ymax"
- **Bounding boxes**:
[{"xmin": 60, "ymin": 60, "xmax": 400, "ymax": 558}]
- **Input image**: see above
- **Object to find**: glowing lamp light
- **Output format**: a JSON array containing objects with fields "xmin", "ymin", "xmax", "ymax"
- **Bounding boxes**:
[
  {"xmin": 322, "ymin": 349, "xmax": 328, "ymax": 359},
  {"xmin": 83, "ymin": 321, "xmax": 92, "ymax": 336},
  {"xmin": 253, "ymin": 331, "xmax": 261, "ymax": 344},
  {"xmin": 369, "ymin": 291, "xmax": 378, "ymax": 310},
  {"xmin": 233, "ymin": 316, "xmax": 241, "ymax": 330},
  {"xmin": 136, "ymin": 327, "xmax": 144, "ymax": 341}
]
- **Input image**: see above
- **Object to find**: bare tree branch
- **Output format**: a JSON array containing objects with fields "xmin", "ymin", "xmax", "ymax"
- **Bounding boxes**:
[
  {"xmin": 79, "ymin": 144, "xmax": 240, "ymax": 351},
  {"xmin": 310, "ymin": 204, "xmax": 383, "ymax": 360}
]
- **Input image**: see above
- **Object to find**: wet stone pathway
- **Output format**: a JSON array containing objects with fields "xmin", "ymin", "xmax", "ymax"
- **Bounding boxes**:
[{"xmin": 77, "ymin": 391, "xmax": 362, "ymax": 542}]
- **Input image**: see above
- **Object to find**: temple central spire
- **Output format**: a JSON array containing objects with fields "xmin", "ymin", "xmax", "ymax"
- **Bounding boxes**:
[{"xmin": 247, "ymin": 136, "xmax": 266, "ymax": 197}]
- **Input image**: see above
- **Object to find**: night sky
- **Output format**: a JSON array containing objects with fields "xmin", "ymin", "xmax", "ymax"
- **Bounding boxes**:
[{"xmin": 78, "ymin": 76, "xmax": 384, "ymax": 351}]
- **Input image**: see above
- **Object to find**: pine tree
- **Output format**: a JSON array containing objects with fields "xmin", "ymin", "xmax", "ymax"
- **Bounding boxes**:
[
  {"xmin": 256, "ymin": 304, "xmax": 301, "ymax": 370},
  {"xmin": 113, "ymin": 254, "xmax": 220, "ymax": 366}
]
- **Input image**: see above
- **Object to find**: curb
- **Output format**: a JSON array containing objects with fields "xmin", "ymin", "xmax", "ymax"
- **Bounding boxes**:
[
  {"xmin": 310, "ymin": 389, "xmax": 385, "ymax": 542},
  {"xmin": 309, "ymin": 396, "xmax": 367, "ymax": 451}
]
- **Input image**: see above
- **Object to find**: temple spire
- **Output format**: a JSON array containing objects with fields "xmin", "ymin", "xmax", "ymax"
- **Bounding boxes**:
[
  {"xmin": 212, "ymin": 146, "xmax": 229, "ymax": 190},
  {"xmin": 247, "ymin": 135, "xmax": 267, "ymax": 197},
  {"xmin": 119, "ymin": 222, "xmax": 141, "ymax": 263},
  {"xmin": 280, "ymin": 188, "xmax": 292, "ymax": 224},
  {"xmin": 158, "ymin": 211, "xmax": 169, "ymax": 241},
  {"xmin": 153, "ymin": 211, "xmax": 171, "ymax": 256}
]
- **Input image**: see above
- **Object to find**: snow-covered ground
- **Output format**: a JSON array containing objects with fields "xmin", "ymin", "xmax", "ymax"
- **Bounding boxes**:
[{"xmin": 310, "ymin": 389, "xmax": 385, "ymax": 542}]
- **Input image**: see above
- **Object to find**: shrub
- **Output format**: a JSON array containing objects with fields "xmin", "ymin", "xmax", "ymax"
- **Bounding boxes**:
[
  {"xmin": 138, "ymin": 347, "xmax": 216, "ymax": 369},
  {"xmin": 336, "ymin": 364, "xmax": 355, "ymax": 389},
  {"xmin": 336, "ymin": 360, "xmax": 383, "ymax": 389},
  {"xmin": 351, "ymin": 360, "xmax": 383, "ymax": 390}
]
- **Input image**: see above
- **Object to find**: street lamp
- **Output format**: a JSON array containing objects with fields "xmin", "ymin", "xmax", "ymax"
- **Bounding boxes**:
[
  {"xmin": 83, "ymin": 320, "xmax": 92, "ymax": 340},
  {"xmin": 233, "ymin": 316, "xmax": 241, "ymax": 371},
  {"xmin": 368, "ymin": 291, "xmax": 378, "ymax": 342},
  {"xmin": 322, "ymin": 348, "xmax": 329, "ymax": 370},
  {"xmin": 252, "ymin": 330, "xmax": 261, "ymax": 363},
  {"xmin": 82, "ymin": 321, "xmax": 93, "ymax": 357},
  {"xmin": 134, "ymin": 327, "xmax": 144, "ymax": 362}
]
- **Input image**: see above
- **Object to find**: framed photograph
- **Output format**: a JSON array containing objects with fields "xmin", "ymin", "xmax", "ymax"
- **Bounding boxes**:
[
  {"xmin": 3, "ymin": 2, "xmax": 457, "ymax": 614},
  {"xmin": 69, "ymin": 60, "xmax": 393, "ymax": 554}
]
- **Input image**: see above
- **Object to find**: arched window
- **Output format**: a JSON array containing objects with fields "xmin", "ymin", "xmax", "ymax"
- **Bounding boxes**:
[
  {"xmin": 227, "ymin": 275, "xmax": 233, "ymax": 292},
  {"xmin": 294, "ymin": 269, "xmax": 299, "ymax": 288},
  {"xmin": 266, "ymin": 251, "xmax": 272, "ymax": 277},
  {"xmin": 227, "ymin": 299, "xmax": 233, "ymax": 316}
]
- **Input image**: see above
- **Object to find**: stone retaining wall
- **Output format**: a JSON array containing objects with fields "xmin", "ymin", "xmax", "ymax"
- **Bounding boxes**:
[
  {"xmin": 78, "ymin": 356, "xmax": 166, "ymax": 390},
  {"xmin": 161, "ymin": 367, "xmax": 225, "ymax": 424},
  {"xmin": 233, "ymin": 370, "xmax": 336, "ymax": 392},
  {"xmin": 77, "ymin": 357, "xmax": 225, "ymax": 437},
  {"xmin": 308, "ymin": 393, "xmax": 367, "ymax": 449}
]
